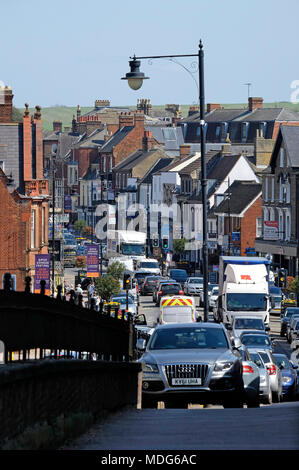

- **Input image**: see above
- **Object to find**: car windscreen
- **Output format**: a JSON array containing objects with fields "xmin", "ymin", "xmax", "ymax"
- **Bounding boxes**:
[
  {"xmin": 241, "ymin": 334, "xmax": 271, "ymax": 347},
  {"xmin": 249, "ymin": 352, "xmax": 265, "ymax": 369},
  {"xmin": 234, "ymin": 318, "xmax": 264, "ymax": 330},
  {"xmin": 149, "ymin": 327, "xmax": 228, "ymax": 350},
  {"xmin": 285, "ymin": 309, "xmax": 299, "ymax": 317},
  {"xmin": 112, "ymin": 297, "xmax": 134, "ymax": 305},
  {"xmin": 227, "ymin": 293, "xmax": 267, "ymax": 311},
  {"xmin": 273, "ymin": 355, "xmax": 291, "ymax": 370},
  {"xmin": 140, "ymin": 262, "xmax": 159, "ymax": 268},
  {"xmin": 188, "ymin": 278, "xmax": 203, "ymax": 284}
]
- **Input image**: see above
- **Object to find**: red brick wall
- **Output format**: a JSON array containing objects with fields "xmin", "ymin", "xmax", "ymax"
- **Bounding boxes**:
[
  {"xmin": 272, "ymin": 121, "xmax": 299, "ymax": 141},
  {"xmin": 240, "ymin": 196, "xmax": 262, "ymax": 255},
  {"xmin": 23, "ymin": 114, "xmax": 32, "ymax": 181},
  {"xmin": 34, "ymin": 119, "xmax": 43, "ymax": 180},
  {"xmin": 0, "ymin": 88, "xmax": 13, "ymax": 123},
  {"xmin": 113, "ymin": 112, "xmax": 145, "ymax": 165},
  {"xmin": 0, "ymin": 177, "xmax": 30, "ymax": 290},
  {"xmin": 72, "ymin": 148, "xmax": 98, "ymax": 178}
]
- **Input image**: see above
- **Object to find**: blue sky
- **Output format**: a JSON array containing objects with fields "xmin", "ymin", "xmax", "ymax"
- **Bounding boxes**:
[{"xmin": 1, "ymin": 0, "xmax": 299, "ymax": 108}]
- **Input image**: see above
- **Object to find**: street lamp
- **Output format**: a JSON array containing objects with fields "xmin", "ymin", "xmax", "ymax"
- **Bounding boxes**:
[
  {"xmin": 51, "ymin": 144, "xmax": 57, "ymax": 297},
  {"xmin": 121, "ymin": 41, "xmax": 209, "ymax": 321}
]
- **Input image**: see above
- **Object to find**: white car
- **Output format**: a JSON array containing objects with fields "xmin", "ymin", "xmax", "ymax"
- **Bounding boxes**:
[
  {"xmin": 183, "ymin": 277, "xmax": 203, "ymax": 295},
  {"xmin": 111, "ymin": 294, "xmax": 138, "ymax": 316},
  {"xmin": 209, "ymin": 286, "xmax": 219, "ymax": 311},
  {"xmin": 136, "ymin": 258, "xmax": 161, "ymax": 275}
]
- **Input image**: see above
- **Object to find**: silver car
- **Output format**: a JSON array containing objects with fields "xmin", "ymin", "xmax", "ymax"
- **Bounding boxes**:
[
  {"xmin": 239, "ymin": 331, "xmax": 273, "ymax": 352},
  {"xmin": 138, "ymin": 322, "xmax": 244, "ymax": 408},
  {"xmin": 287, "ymin": 315, "xmax": 299, "ymax": 343},
  {"xmin": 227, "ymin": 315, "xmax": 270, "ymax": 340},
  {"xmin": 248, "ymin": 350, "xmax": 272, "ymax": 404},
  {"xmin": 248, "ymin": 348, "xmax": 282, "ymax": 403},
  {"xmin": 238, "ymin": 345, "xmax": 260, "ymax": 407},
  {"xmin": 184, "ymin": 277, "xmax": 203, "ymax": 296}
]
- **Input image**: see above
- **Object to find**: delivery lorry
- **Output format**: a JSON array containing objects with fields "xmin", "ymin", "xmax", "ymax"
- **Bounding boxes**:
[
  {"xmin": 107, "ymin": 230, "xmax": 146, "ymax": 262},
  {"xmin": 215, "ymin": 256, "xmax": 271, "ymax": 327}
]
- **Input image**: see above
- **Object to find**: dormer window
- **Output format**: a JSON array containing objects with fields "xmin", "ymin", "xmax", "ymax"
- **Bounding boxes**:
[
  {"xmin": 280, "ymin": 147, "xmax": 284, "ymax": 167},
  {"xmin": 241, "ymin": 122, "xmax": 249, "ymax": 142}
]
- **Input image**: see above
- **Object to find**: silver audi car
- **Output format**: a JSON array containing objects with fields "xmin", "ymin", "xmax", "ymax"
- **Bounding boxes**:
[{"xmin": 138, "ymin": 322, "xmax": 244, "ymax": 408}]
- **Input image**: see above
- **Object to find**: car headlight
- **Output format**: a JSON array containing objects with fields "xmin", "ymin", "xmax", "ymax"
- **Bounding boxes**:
[
  {"xmin": 282, "ymin": 376, "xmax": 292, "ymax": 384},
  {"xmin": 144, "ymin": 363, "xmax": 159, "ymax": 373},
  {"xmin": 214, "ymin": 361, "xmax": 235, "ymax": 372}
]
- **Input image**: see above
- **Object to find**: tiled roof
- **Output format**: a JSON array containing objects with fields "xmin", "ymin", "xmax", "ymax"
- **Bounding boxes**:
[
  {"xmin": 213, "ymin": 180, "xmax": 262, "ymax": 215},
  {"xmin": 139, "ymin": 158, "xmax": 174, "ymax": 185},
  {"xmin": 100, "ymin": 126, "xmax": 134, "ymax": 153}
]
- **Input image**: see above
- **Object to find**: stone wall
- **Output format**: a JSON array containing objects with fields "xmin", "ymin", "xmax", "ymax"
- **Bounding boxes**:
[{"xmin": 0, "ymin": 360, "xmax": 142, "ymax": 449}]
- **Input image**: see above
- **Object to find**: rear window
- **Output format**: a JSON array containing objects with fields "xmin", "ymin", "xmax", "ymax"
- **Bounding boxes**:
[
  {"xmin": 161, "ymin": 285, "xmax": 181, "ymax": 294},
  {"xmin": 162, "ymin": 306, "xmax": 193, "ymax": 323}
]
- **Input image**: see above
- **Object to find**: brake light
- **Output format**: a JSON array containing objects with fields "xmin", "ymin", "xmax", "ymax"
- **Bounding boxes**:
[
  {"xmin": 145, "ymin": 282, "xmax": 148, "ymax": 286},
  {"xmin": 179, "ymin": 290, "xmax": 184, "ymax": 295},
  {"xmin": 243, "ymin": 365, "xmax": 255, "ymax": 374},
  {"xmin": 267, "ymin": 365, "xmax": 276, "ymax": 375},
  {"xmin": 158, "ymin": 290, "xmax": 162, "ymax": 295}
]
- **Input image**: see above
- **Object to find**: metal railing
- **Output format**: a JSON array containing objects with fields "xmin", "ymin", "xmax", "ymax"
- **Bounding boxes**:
[{"xmin": 0, "ymin": 273, "xmax": 134, "ymax": 364}]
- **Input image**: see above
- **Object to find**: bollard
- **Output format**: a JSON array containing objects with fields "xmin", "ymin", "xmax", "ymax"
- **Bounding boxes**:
[
  {"xmin": 69, "ymin": 289, "xmax": 76, "ymax": 304},
  {"xmin": 78, "ymin": 294, "xmax": 83, "ymax": 308},
  {"xmin": 56, "ymin": 284, "xmax": 63, "ymax": 301},
  {"xmin": 90, "ymin": 298, "xmax": 96, "ymax": 310},
  {"xmin": 40, "ymin": 280, "xmax": 46, "ymax": 295},
  {"xmin": 25, "ymin": 276, "xmax": 31, "ymax": 294}
]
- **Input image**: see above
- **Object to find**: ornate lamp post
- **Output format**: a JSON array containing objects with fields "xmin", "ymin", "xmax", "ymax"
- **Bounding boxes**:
[{"xmin": 121, "ymin": 41, "xmax": 209, "ymax": 321}]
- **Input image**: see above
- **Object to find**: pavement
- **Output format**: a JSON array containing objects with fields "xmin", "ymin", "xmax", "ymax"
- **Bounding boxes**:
[{"xmin": 61, "ymin": 402, "xmax": 299, "ymax": 450}]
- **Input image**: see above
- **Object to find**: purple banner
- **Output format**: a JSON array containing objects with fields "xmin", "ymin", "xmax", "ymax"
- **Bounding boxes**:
[
  {"xmin": 35, "ymin": 254, "xmax": 50, "ymax": 294},
  {"xmin": 86, "ymin": 245, "xmax": 99, "ymax": 278},
  {"xmin": 64, "ymin": 195, "xmax": 72, "ymax": 213}
]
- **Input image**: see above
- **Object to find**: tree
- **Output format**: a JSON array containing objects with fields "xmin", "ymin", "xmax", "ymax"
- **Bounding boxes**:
[
  {"xmin": 74, "ymin": 219, "xmax": 87, "ymax": 234},
  {"xmin": 173, "ymin": 238, "xmax": 188, "ymax": 256},
  {"xmin": 95, "ymin": 275, "xmax": 120, "ymax": 301},
  {"xmin": 107, "ymin": 261, "xmax": 126, "ymax": 280},
  {"xmin": 288, "ymin": 276, "xmax": 299, "ymax": 304},
  {"xmin": 75, "ymin": 255, "xmax": 86, "ymax": 269}
]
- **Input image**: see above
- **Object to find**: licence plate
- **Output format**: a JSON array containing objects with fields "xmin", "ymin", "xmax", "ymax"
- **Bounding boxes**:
[{"xmin": 172, "ymin": 378, "xmax": 202, "ymax": 386}]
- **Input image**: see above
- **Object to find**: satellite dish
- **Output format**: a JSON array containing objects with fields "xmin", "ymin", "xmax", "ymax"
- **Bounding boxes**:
[{"xmin": 52, "ymin": 143, "xmax": 58, "ymax": 154}]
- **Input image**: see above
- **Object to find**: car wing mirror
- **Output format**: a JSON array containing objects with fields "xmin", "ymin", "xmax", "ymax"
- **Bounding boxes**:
[
  {"xmin": 232, "ymin": 338, "xmax": 242, "ymax": 349},
  {"xmin": 134, "ymin": 314, "xmax": 147, "ymax": 326},
  {"xmin": 136, "ymin": 338, "xmax": 147, "ymax": 351}
]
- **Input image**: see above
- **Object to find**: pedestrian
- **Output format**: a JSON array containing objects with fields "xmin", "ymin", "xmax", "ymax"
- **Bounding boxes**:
[{"xmin": 76, "ymin": 284, "xmax": 83, "ymax": 296}]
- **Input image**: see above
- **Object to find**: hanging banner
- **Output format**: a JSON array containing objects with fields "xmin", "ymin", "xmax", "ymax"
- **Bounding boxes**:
[
  {"xmin": 64, "ymin": 195, "xmax": 72, "ymax": 213},
  {"xmin": 86, "ymin": 244, "xmax": 99, "ymax": 278},
  {"xmin": 264, "ymin": 221, "xmax": 279, "ymax": 240},
  {"xmin": 34, "ymin": 254, "xmax": 50, "ymax": 295}
]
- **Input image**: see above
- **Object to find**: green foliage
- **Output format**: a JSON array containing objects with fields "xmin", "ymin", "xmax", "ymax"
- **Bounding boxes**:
[
  {"xmin": 173, "ymin": 238, "xmax": 188, "ymax": 254},
  {"xmin": 289, "ymin": 277, "xmax": 299, "ymax": 294},
  {"xmin": 94, "ymin": 275, "xmax": 120, "ymax": 301},
  {"xmin": 73, "ymin": 219, "xmax": 87, "ymax": 233},
  {"xmin": 107, "ymin": 261, "xmax": 126, "ymax": 280},
  {"xmin": 12, "ymin": 107, "xmax": 23, "ymax": 122}
]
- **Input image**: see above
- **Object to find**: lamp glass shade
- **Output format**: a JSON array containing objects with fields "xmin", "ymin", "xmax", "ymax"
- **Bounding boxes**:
[{"xmin": 127, "ymin": 77, "xmax": 143, "ymax": 90}]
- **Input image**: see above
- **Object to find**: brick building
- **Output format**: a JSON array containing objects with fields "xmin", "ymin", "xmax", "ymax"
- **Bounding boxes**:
[
  {"xmin": 213, "ymin": 181, "xmax": 262, "ymax": 256},
  {"xmin": 0, "ymin": 87, "xmax": 49, "ymax": 290}
]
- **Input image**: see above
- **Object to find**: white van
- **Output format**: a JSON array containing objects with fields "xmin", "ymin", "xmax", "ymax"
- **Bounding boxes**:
[{"xmin": 136, "ymin": 258, "xmax": 161, "ymax": 275}]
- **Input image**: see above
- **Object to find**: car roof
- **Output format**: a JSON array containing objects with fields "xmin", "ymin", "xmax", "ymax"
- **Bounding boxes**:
[
  {"xmin": 233, "ymin": 315, "xmax": 263, "ymax": 320},
  {"xmin": 155, "ymin": 322, "xmax": 224, "ymax": 330},
  {"xmin": 240, "ymin": 330, "xmax": 268, "ymax": 336}
]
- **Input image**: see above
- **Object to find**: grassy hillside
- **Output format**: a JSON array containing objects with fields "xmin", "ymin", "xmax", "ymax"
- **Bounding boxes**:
[{"xmin": 17, "ymin": 102, "xmax": 299, "ymax": 131}]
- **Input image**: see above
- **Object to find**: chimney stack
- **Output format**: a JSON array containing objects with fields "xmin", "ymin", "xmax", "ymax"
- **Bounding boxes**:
[
  {"xmin": 179, "ymin": 144, "xmax": 191, "ymax": 160},
  {"xmin": 53, "ymin": 120, "xmax": 62, "ymax": 133},
  {"xmin": 248, "ymin": 97, "xmax": 263, "ymax": 111},
  {"xmin": 142, "ymin": 130, "xmax": 156, "ymax": 152},
  {"xmin": 133, "ymin": 110, "xmax": 145, "ymax": 129},
  {"xmin": 119, "ymin": 112, "xmax": 134, "ymax": 128},
  {"xmin": 0, "ymin": 85, "xmax": 13, "ymax": 123},
  {"xmin": 207, "ymin": 103, "xmax": 221, "ymax": 113}
]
